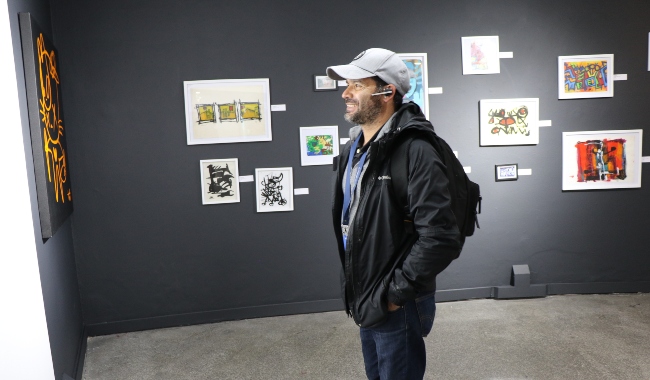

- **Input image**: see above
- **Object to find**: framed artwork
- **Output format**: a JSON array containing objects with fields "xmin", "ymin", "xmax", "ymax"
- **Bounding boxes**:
[
  {"xmin": 461, "ymin": 36, "xmax": 500, "ymax": 75},
  {"xmin": 313, "ymin": 75, "xmax": 338, "ymax": 91},
  {"xmin": 199, "ymin": 158, "xmax": 240, "ymax": 205},
  {"xmin": 495, "ymin": 164, "xmax": 518, "ymax": 181},
  {"xmin": 479, "ymin": 98, "xmax": 539, "ymax": 146},
  {"xmin": 558, "ymin": 54, "xmax": 613, "ymax": 99},
  {"xmin": 19, "ymin": 13, "xmax": 73, "ymax": 239},
  {"xmin": 299, "ymin": 126, "xmax": 339, "ymax": 166},
  {"xmin": 562, "ymin": 129, "xmax": 642, "ymax": 191},
  {"xmin": 397, "ymin": 53, "xmax": 429, "ymax": 118},
  {"xmin": 255, "ymin": 167, "xmax": 294, "ymax": 212},
  {"xmin": 184, "ymin": 78, "xmax": 272, "ymax": 145}
]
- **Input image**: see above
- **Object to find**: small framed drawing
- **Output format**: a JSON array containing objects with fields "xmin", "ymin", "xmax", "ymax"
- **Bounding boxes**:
[
  {"xmin": 562, "ymin": 129, "xmax": 642, "ymax": 191},
  {"xmin": 558, "ymin": 54, "xmax": 613, "ymax": 99},
  {"xmin": 184, "ymin": 78, "xmax": 272, "ymax": 145},
  {"xmin": 495, "ymin": 164, "xmax": 518, "ymax": 181},
  {"xmin": 299, "ymin": 126, "xmax": 339, "ymax": 166},
  {"xmin": 255, "ymin": 167, "xmax": 294, "ymax": 212},
  {"xmin": 397, "ymin": 53, "xmax": 429, "ymax": 118},
  {"xmin": 461, "ymin": 36, "xmax": 500, "ymax": 75},
  {"xmin": 200, "ymin": 158, "xmax": 240, "ymax": 204},
  {"xmin": 314, "ymin": 75, "xmax": 338, "ymax": 91},
  {"xmin": 479, "ymin": 98, "xmax": 539, "ymax": 146}
]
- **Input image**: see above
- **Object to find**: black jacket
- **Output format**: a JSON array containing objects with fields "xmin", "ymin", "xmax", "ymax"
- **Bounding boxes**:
[{"xmin": 332, "ymin": 102, "xmax": 462, "ymax": 328}]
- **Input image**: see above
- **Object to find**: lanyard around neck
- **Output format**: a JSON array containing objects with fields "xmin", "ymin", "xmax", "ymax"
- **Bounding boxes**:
[{"xmin": 342, "ymin": 134, "xmax": 368, "ymax": 225}]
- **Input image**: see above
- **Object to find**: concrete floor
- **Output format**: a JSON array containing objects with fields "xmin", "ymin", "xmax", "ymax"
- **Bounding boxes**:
[{"xmin": 82, "ymin": 293, "xmax": 650, "ymax": 380}]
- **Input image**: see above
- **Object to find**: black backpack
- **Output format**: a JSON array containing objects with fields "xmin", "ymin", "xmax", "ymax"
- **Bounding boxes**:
[{"xmin": 390, "ymin": 131, "xmax": 481, "ymax": 239}]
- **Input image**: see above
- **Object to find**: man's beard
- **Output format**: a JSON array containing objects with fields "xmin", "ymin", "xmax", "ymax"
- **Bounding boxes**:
[{"xmin": 344, "ymin": 94, "xmax": 382, "ymax": 125}]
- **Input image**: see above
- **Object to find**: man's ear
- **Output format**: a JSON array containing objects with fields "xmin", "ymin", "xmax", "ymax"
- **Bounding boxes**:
[{"xmin": 383, "ymin": 84, "xmax": 397, "ymax": 103}]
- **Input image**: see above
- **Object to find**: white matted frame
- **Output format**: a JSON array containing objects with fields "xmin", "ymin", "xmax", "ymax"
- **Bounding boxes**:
[
  {"xmin": 562, "ymin": 129, "xmax": 642, "ymax": 191},
  {"xmin": 461, "ymin": 36, "xmax": 500, "ymax": 75},
  {"xmin": 200, "ymin": 158, "xmax": 240, "ymax": 204},
  {"xmin": 299, "ymin": 126, "xmax": 339, "ymax": 166},
  {"xmin": 255, "ymin": 167, "xmax": 294, "ymax": 212},
  {"xmin": 479, "ymin": 98, "xmax": 539, "ymax": 146},
  {"xmin": 184, "ymin": 78, "xmax": 272, "ymax": 145},
  {"xmin": 396, "ymin": 53, "xmax": 429, "ymax": 118},
  {"xmin": 558, "ymin": 54, "xmax": 613, "ymax": 99},
  {"xmin": 313, "ymin": 75, "xmax": 338, "ymax": 91}
]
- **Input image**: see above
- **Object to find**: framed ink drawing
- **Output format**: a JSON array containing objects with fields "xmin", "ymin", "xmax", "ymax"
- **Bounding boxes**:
[
  {"xmin": 461, "ymin": 36, "xmax": 500, "ymax": 75},
  {"xmin": 495, "ymin": 164, "xmax": 518, "ymax": 182},
  {"xmin": 562, "ymin": 129, "xmax": 642, "ymax": 191},
  {"xmin": 397, "ymin": 53, "xmax": 429, "ymax": 118},
  {"xmin": 558, "ymin": 54, "xmax": 613, "ymax": 99},
  {"xmin": 479, "ymin": 98, "xmax": 539, "ymax": 146},
  {"xmin": 184, "ymin": 78, "xmax": 272, "ymax": 145},
  {"xmin": 255, "ymin": 167, "xmax": 294, "ymax": 212},
  {"xmin": 299, "ymin": 126, "xmax": 339, "ymax": 166},
  {"xmin": 313, "ymin": 75, "xmax": 337, "ymax": 91},
  {"xmin": 200, "ymin": 158, "xmax": 240, "ymax": 205},
  {"xmin": 19, "ymin": 13, "xmax": 73, "ymax": 239}
]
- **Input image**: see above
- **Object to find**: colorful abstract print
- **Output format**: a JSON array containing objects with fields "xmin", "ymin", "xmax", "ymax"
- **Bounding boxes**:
[
  {"xmin": 305, "ymin": 135, "xmax": 334, "ymax": 156},
  {"xmin": 488, "ymin": 105, "xmax": 530, "ymax": 136},
  {"xmin": 564, "ymin": 60, "xmax": 608, "ymax": 94},
  {"xmin": 575, "ymin": 139, "xmax": 626, "ymax": 182}
]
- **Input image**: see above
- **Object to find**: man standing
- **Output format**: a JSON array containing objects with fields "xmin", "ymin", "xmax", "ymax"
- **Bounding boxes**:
[{"xmin": 327, "ymin": 48, "xmax": 462, "ymax": 379}]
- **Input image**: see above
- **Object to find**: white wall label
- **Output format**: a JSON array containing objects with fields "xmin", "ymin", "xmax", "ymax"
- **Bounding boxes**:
[
  {"xmin": 340, "ymin": 138, "xmax": 350, "ymax": 145},
  {"xmin": 428, "ymin": 87, "xmax": 443, "ymax": 94},
  {"xmin": 239, "ymin": 175, "xmax": 254, "ymax": 182},
  {"xmin": 499, "ymin": 52, "xmax": 514, "ymax": 58},
  {"xmin": 294, "ymin": 188, "xmax": 309, "ymax": 195},
  {"xmin": 613, "ymin": 74, "xmax": 628, "ymax": 81},
  {"xmin": 271, "ymin": 104, "xmax": 286, "ymax": 111},
  {"xmin": 463, "ymin": 166, "xmax": 471, "ymax": 173},
  {"xmin": 518, "ymin": 169, "xmax": 532, "ymax": 176},
  {"xmin": 539, "ymin": 120, "xmax": 552, "ymax": 127}
]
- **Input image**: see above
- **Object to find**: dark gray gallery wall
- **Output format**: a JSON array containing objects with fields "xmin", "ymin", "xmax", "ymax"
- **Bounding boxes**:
[
  {"xmin": 48, "ymin": 0, "xmax": 650, "ymax": 333},
  {"xmin": 8, "ymin": 0, "xmax": 85, "ymax": 378}
]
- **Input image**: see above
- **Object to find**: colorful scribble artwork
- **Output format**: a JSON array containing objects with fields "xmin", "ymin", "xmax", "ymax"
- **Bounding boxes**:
[
  {"xmin": 562, "ymin": 130, "xmax": 642, "ymax": 190},
  {"xmin": 564, "ymin": 60, "xmax": 608, "ymax": 94},
  {"xmin": 479, "ymin": 98, "xmax": 539, "ymax": 146},
  {"xmin": 196, "ymin": 104, "xmax": 217, "ymax": 123},
  {"xmin": 299, "ymin": 126, "xmax": 339, "ymax": 166},
  {"xmin": 558, "ymin": 55, "xmax": 613, "ymax": 99},
  {"xmin": 240, "ymin": 101, "xmax": 262, "ymax": 121},
  {"xmin": 306, "ymin": 135, "xmax": 334, "ymax": 156},
  {"xmin": 397, "ymin": 53, "xmax": 429, "ymax": 118},
  {"xmin": 218, "ymin": 102, "xmax": 238, "ymax": 122},
  {"xmin": 19, "ymin": 13, "xmax": 73, "ymax": 238},
  {"xmin": 200, "ymin": 158, "xmax": 240, "ymax": 204},
  {"xmin": 462, "ymin": 36, "xmax": 500, "ymax": 75},
  {"xmin": 184, "ymin": 78, "xmax": 272, "ymax": 144},
  {"xmin": 255, "ymin": 167, "xmax": 294, "ymax": 212},
  {"xmin": 574, "ymin": 139, "xmax": 626, "ymax": 182}
]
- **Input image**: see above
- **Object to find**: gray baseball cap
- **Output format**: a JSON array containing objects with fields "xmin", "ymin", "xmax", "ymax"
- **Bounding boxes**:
[{"xmin": 326, "ymin": 48, "xmax": 411, "ymax": 96}]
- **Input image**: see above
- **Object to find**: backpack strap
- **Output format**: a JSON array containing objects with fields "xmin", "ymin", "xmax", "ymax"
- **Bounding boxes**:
[{"xmin": 389, "ymin": 134, "xmax": 417, "ymax": 221}]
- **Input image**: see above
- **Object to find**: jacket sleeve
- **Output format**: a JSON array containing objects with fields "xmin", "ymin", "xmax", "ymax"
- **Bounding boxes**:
[{"xmin": 387, "ymin": 138, "xmax": 462, "ymax": 306}]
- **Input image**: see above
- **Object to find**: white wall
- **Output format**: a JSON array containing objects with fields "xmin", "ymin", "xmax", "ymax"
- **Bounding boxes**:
[{"xmin": 0, "ymin": 2, "xmax": 55, "ymax": 379}]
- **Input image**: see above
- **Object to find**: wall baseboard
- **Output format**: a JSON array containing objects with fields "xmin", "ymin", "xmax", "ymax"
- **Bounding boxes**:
[
  {"xmin": 84, "ymin": 281, "xmax": 650, "ymax": 338},
  {"xmin": 85, "ymin": 299, "xmax": 344, "ymax": 337}
]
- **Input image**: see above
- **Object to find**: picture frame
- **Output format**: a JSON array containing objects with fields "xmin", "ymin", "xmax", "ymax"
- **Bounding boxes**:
[
  {"xmin": 184, "ymin": 78, "xmax": 272, "ymax": 145},
  {"xmin": 495, "ymin": 164, "xmax": 518, "ymax": 181},
  {"xmin": 562, "ymin": 129, "xmax": 642, "ymax": 191},
  {"xmin": 461, "ymin": 36, "xmax": 500, "ymax": 75},
  {"xmin": 18, "ymin": 13, "xmax": 73, "ymax": 239},
  {"xmin": 299, "ymin": 126, "xmax": 339, "ymax": 166},
  {"xmin": 313, "ymin": 75, "xmax": 338, "ymax": 91},
  {"xmin": 396, "ymin": 53, "xmax": 429, "ymax": 118},
  {"xmin": 199, "ymin": 158, "xmax": 240, "ymax": 205},
  {"xmin": 479, "ymin": 98, "xmax": 539, "ymax": 146},
  {"xmin": 558, "ymin": 54, "xmax": 613, "ymax": 99},
  {"xmin": 255, "ymin": 167, "xmax": 294, "ymax": 212}
]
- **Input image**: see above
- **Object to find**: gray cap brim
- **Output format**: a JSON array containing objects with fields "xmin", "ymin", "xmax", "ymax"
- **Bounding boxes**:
[{"xmin": 326, "ymin": 64, "xmax": 375, "ymax": 80}]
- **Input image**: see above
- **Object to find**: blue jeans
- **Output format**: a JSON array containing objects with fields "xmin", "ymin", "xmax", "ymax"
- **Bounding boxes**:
[{"xmin": 360, "ymin": 294, "xmax": 436, "ymax": 380}]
